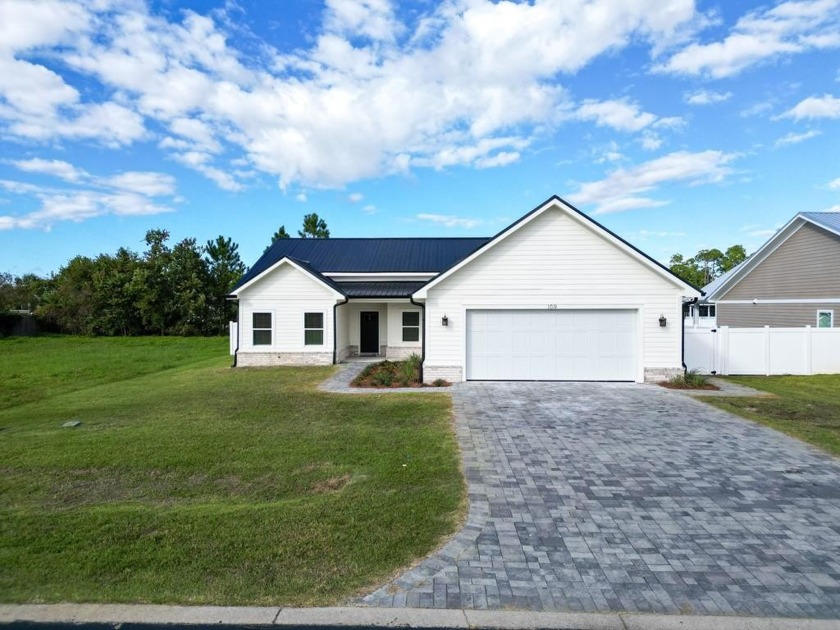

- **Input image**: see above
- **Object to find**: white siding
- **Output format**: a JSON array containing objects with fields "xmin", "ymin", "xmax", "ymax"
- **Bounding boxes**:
[
  {"xmin": 336, "ymin": 302, "xmax": 351, "ymax": 360},
  {"xmin": 423, "ymin": 208, "xmax": 685, "ymax": 382},
  {"xmin": 238, "ymin": 263, "xmax": 337, "ymax": 355},
  {"xmin": 386, "ymin": 303, "xmax": 422, "ymax": 355},
  {"xmin": 344, "ymin": 302, "xmax": 388, "ymax": 351}
]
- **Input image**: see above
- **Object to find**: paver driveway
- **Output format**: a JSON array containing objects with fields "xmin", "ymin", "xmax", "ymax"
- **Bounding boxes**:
[{"xmin": 362, "ymin": 382, "xmax": 840, "ymax": 618}]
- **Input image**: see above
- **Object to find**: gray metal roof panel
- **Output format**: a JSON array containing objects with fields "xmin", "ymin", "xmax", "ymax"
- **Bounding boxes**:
[
  {"xmin": 234, "ymin": 237, "xmax": 490, "ymax": 291},
  {"xmin": 335, "ymin": 281, "xmax": 427, "ymax": 298}
]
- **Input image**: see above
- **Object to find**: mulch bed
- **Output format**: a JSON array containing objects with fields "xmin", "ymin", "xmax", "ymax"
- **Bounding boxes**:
[
  {"xmin": 658, "ymin": 382, "xmax": 720, "ymax": 390},
  {"xmin": 350, "ymin": 360, "xmax": 450, "ymax": 389}
]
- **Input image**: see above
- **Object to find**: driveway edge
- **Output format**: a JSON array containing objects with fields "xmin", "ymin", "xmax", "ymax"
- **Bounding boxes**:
[{"xmin": 2, "ymin": 604, "xmax": 838, "ymax": 630}]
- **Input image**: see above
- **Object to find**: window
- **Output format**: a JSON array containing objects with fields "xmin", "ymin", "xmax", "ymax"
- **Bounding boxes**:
[
  {"xmin": 817, "ymin": 310, "xmax": 834, "ymax": 328},
  {"xmin": 698, "ymin": 305, "xmax": 716, "ymax": 318},
  {"xmin": 402, "ymin": 311, "xmax": 420, "ymax": 342},
  {"xmin": 252, "ymin": 312, "xmax": 272, "ymax": 345},
  {"xmin": 304, "ymin": 312, "xmax": 324, "ymax": 345}
]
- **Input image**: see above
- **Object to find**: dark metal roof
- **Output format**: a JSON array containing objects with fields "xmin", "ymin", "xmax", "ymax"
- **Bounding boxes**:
[
  {"xmin": 335, "ymin": 281, "xmax": 427, "ymax": 298},
  {"xmin": 234, "ymin": 237, "xmax": 490, "ymax": 291}
]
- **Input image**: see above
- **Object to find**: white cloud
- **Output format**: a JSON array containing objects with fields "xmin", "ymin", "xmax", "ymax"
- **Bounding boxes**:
[
  {"xmin": 657, "ymin": 0, "xmax": 840, "ymax": 78},
  {"xmin": 0, "ymin": 0, "xmax": 701, "ymax": 191},
  {"xmin": 740, "ymin": 101, "xmax": 774, "ymax": 117},
  {"xmin": 827, "ymin": 177, "xmax": 840, "ymax": 190},
  {"xmin": 779, "ymin": 94, "xmax": 840, "ymax": 119},
  {"xmin": 348, "ymin": 192, "xmax": 364, "ymax": 203},
  {"xmin": 9, "ymin": 158, "xmax": 87, "ymax": 182},
  {"xmin": 823, "ymin": 204, "xmax": 840, "ymax": 212},
  {"xmin": 568, "ymin": 150, "xmax": 738, "ymax": 214},
  {"xmin": 574, "ymin": 99, "xmax": 658, "ymax": 132},
  {"xmin": 775, "ymin": 129, "xmax": 822, "ymax": 146},
  {"xmin": 362, "ymin": 204, "xmax": 377, "ymax": 214},
  {"xmin": 105, "ymin": 172, "xmax": 177, "ymax": 196},
  {"xmin": 684, "ymin": 89, "xmax": 732, "ymax": 105},
  {"xmin": 0, "ymin": 158, "xmax": 178, "ymax": 230},
  {"xmin": 640, "ymin": 131, "xmax": 664, "ymax": 151},
  {"xmin": 295, "ymin": 193, "xmax": 308, "ymax": 202},
  {"xmin": 416, "ymin": 213, "xmax": 482, "ymax": 229}
]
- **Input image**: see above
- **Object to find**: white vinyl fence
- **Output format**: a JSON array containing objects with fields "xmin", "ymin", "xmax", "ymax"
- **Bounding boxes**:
[{"xmin": 685, "ymin": 326, "xmax": 840, "ymax": 375}]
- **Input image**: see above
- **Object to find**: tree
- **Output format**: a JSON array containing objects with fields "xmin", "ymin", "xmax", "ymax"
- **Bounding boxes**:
[
  {"xmin": 669, "ymin": 244, "xmax": 748, "ymax": 287},
  {"xmin": 264, "ymin": 225, "xmax": 291, "ymax": 253},
  {"xmin": 721, "ymin": 245, "xmax": 747, "ymax": 273},
  {"xmin": 272, "ymin": 226, "xmax": 290, "ymax": 241},
  {"xmin": 298, "ymin": 213, "xmax": 330, "ymax": 238},
  {"xmin": 205, "ymin": 236, "xmax": 245, "ymax": 334}
]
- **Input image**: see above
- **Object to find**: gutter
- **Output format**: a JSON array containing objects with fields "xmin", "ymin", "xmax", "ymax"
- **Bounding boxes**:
[
  {"xmin": 409, "ymin": 296, "xmax": 426, "ymax": 383},
  {"xmin": 332, "ymin": 297, "xmax": 349, "ymax": 364}
]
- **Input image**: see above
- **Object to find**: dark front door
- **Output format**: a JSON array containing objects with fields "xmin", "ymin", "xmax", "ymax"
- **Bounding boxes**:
[{"xmin": 360, "ymin": 311, "xmax": 379, "ymax": 354}]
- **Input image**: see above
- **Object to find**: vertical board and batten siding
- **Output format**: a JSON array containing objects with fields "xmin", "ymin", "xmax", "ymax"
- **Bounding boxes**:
[
  {"xmin": 238, "ymin": 263, "xmax": 336, "ymax": 355},
  {"xmin": 717, "ymin": 223, "xmax": 840, "ymax": 327},
  {"xmin": 423, "ymin": 208, "xmax": 685, "ymax": 381}
]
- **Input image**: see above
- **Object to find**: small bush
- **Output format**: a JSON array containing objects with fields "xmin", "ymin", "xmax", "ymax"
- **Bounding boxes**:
[
  {"xmin": 666, "ymin": 369, "xmax": 714, "ymax": 389},
  {"xmin": 372, "ymin": 369, "xmax": 394, "ymax": 387},
  {"xmin": 432, "ymin": 378, "xmax": 448, "ymax": 387}
]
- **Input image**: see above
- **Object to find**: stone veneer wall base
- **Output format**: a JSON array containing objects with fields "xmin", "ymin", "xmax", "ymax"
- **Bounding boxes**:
[
  {"xmin": 643, "ymin": 367, "xmax": 683, "ymax": 383},
  {"xmin": 237, "ymin": 352, "xmax": 332, "ymax": 367},
  {"xmin": 423, "ymin": 365, "xmax": 463, "ymax": 384}
]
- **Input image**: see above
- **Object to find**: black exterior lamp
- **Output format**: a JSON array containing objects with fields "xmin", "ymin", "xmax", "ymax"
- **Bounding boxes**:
[
  {"xmin": 659, "ymin": 314, "xmax": 667, "ymax": 327},
  {"xmin": 441, "ymin": 314, "xmax": 449, "ymax": 327}
]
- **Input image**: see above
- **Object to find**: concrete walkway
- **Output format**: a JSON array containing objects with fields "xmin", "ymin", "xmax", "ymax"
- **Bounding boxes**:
[
  {"xmin": 2, "ymin": 603, "xmax": 839, "ymax": 630},
  {"xmin": 361, "ymin": 381, "xmax": 840, "ymax": 619}
]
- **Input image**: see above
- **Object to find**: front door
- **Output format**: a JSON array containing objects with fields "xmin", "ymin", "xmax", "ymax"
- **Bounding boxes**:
[{"xmin": 360, "ymin": 311, "xmax": 379, "ymax": 354}]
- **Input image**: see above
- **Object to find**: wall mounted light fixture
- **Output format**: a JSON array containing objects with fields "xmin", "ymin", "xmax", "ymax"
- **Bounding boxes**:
[
  {"xmin": 659, "ymin": 314, "xmax": 667, "ymax": 327},
  {"xmin": 441, "ymin": 314, "xmax": 449, "ymax": 327}
]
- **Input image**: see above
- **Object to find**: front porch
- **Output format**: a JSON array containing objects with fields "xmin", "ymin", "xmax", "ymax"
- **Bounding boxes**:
[{"xmin": 335, "ymin": 300, "xmax": 422, "ymax": 362}]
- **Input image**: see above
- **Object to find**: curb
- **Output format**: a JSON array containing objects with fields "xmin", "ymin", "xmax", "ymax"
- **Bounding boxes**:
[{"xmin": 1, "ymin": 604, "xmax": 838, "ymax": 630}]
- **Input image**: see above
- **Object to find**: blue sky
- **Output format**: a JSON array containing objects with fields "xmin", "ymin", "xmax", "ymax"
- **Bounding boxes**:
[{"xmin": 1, "ymin": 0, "xmax": 839, "ymax": 277}]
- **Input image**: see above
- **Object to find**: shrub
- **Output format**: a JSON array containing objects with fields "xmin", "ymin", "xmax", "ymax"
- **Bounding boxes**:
[
  {"xmin": 432, "ymin": 378, "xmax": 448, "ymax": 387},
  {"xmin": 668, "ymin": 369, "xmax": 711, "ymax": 389}
]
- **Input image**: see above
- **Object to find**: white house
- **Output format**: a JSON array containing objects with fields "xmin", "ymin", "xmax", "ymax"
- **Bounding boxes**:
[{"xmin": 229, "ymin": 196, "xmax": 701, "ymax": 383}]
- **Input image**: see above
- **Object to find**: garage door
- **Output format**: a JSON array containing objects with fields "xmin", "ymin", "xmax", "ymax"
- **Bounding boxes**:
[{"xmin": 466, "ymin": 309, "xmax": 637, "ymax": 381}]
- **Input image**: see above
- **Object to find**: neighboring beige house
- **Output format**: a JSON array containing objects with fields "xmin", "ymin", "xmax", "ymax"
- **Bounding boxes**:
[
  {"xmin": 229, "ymin": 196, "xmax": 700, "ymax": 383},
  {"xmin": 700, "ymin": 212, "xmax": 840, "ymax": 328}
]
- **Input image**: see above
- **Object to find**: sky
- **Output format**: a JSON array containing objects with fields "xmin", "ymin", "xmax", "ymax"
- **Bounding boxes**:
[{"xmin": 1, "ymin": 0, "xmax": 839, "ymax": 277}]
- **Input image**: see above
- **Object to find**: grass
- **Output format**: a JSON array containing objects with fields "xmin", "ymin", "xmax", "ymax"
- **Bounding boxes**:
[
  {"xmin": 0, "ymin": 336, "xmax": 464, "ymax": 605},
  {"xmin": 697, "ymin": 374, "xmax": 840, "ymax": 456}
]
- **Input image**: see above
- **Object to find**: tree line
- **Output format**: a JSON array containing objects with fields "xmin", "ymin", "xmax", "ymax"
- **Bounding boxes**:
[
  {"xmin": 668, "ymin": 245, "xmax": 747, "ymax": 288},
  {"xmin": 0, "ymin": 213, "xmax": 330, "ymax": 337}
]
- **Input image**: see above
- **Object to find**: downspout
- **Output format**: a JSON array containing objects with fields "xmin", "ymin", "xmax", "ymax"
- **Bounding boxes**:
[
  {"xmin": 682, "ymin": 296, "xmax": 699, "ymax": 372},
  {"xmin": 333, "ymin": 297, "xmax": 349, "ymax": 364},
  {"xmin": 410, "ymin": 296, "xmax": 426, "ymax": 383}
]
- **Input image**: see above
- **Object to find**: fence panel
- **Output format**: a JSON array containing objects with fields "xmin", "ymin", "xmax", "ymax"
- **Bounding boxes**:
[
  {"xmin": 684, "ymin": 326, "xmax": 840, "ymax": 376},
  {"xmin": 229, "ymin": 321, "xmax": 238, "ymax": 355}
]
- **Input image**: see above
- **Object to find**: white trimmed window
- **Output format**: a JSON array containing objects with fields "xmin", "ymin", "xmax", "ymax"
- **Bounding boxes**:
[
  {"xmin": 252, "ymin": 312, "xmax": 272, "ymax": 345},
  {"xmin": 698, "ymin": 305, "xmax": 715, "ymax": 318},
  {"xmin": 402, "ymin": 311, "xmax": 420, "ymax": 342},
  {"xmin": 817, "ymin": 310, "xmax": 833, "ymax": 328},
  {"xmin": 304, "ymin": 312, "xmax": 324, "ymax": 345}
]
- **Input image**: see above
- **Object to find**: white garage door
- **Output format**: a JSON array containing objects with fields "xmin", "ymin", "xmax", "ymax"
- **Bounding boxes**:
[{"xmin": 466, "ymin": 309, "xmax": 637, "ymax": 381}]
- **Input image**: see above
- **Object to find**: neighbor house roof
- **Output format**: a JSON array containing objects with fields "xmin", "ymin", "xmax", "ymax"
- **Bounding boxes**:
[
  {"xmin": 703, "ymin": 211, "xmax": 840, "ymax": 301},
  {"xmin": 233, "ymin": 237, "xmax": 490, "ymax": 291}
]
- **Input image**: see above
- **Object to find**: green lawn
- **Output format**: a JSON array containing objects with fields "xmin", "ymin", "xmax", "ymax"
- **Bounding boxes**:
[
  {"xmin": 0, "ymin": 336, "xmax": 463, "ymax": 605},
  {"xmin": 698, "ymin": 374, "xmax": 840, "ymax": 456}
]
